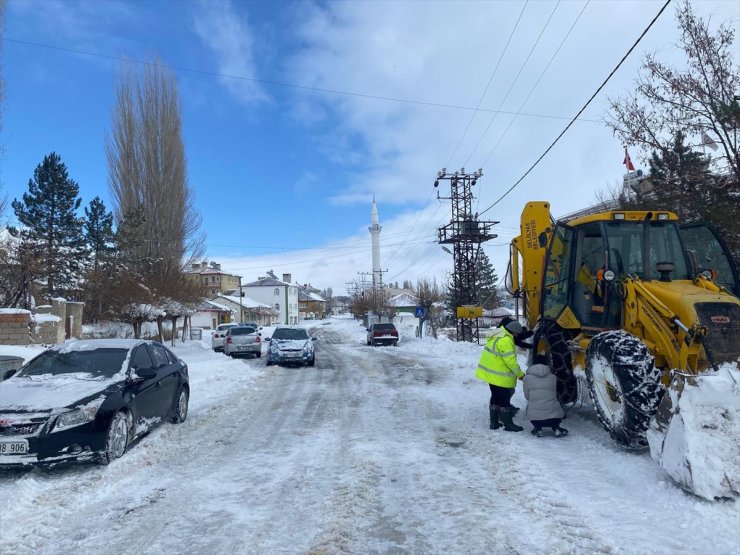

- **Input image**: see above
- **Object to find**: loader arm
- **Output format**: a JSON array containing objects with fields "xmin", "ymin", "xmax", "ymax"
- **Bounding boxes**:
[{"xmin": 623, "ymin": 276, "xmax": 708, "ymax": 378}]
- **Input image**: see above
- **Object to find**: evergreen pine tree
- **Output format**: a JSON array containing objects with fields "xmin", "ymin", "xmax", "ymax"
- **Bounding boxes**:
[
  {"xmin": 84, "ymin": 196, "xmax": 116, "ymax": 273},
  {"xmin": 9, "ymin": 152, "xmax": 87, "ymax": 299},
  {"xmin": 476, "ymin": 250, "xmax": 500, "ymax": 309},
  {"xmin": 82, "ymin": 197, "xmax": 117, "ymax": 322},
  {"xmin": 620, "ymin": 132, "xmax": 740, "ymax": 266}
]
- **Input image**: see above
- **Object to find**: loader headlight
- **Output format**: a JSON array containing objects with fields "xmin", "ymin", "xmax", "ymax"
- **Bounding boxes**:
[
  {"xmin": 603, "ymin": 270, "xmax": 616, "ymax": 281},
  {"xmin": 657, "ymin": 213, "xmax": 669, "ymax": 220},
  {"xmin": 613, "ymin": 213, "xmax": 626, "ymax": 220}
]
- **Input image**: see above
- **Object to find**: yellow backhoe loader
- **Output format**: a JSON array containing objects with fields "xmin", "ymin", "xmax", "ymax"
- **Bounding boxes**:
[{"xmin": 510, "ymin": 201, "xmax": 740, "ymax": 499}]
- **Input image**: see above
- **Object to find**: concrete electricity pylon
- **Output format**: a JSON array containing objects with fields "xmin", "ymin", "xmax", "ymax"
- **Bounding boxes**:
[{"xmin": 435, "ymin": 168, "xmax": 498, "ymax": 343}]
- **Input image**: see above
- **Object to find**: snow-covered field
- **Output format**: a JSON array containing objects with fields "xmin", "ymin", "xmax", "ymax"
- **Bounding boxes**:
[{"xmin": 0, "ymin": 317, "xmax": 738, "ymax": 554}]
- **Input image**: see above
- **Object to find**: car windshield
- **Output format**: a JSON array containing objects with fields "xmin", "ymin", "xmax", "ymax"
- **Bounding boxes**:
[
  {"xmin": 272, "ymin": 328, "xmax": 309, "ymax": 340},
  {"xmin": 373, "ymin": 323, "xmax": 396, "ymax": 330},
  {"xmin": 19, "ymin": 348, "xmax": 129, "ymax": 378},
  {"xmin": 230, "ymin": 327, "xmax": 256, "ymax": 336},
  {"xmin": 218, "ymin": 324, "xmax": 236, "ymax": 331}
]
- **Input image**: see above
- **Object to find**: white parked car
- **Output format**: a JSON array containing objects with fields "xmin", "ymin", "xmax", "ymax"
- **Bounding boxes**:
[
  {"xmin": 223, "ymin": 326, "xmax": 262, "ymax": 358},
  {"xmin": 211, "ymin": 323, "xmax": 240, "ymax": 352}
]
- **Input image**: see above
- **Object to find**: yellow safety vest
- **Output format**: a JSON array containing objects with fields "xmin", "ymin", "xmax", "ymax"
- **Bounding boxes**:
[{"xmin": 475, "ymin": 328, "xmax": 524, "ymax": 388}]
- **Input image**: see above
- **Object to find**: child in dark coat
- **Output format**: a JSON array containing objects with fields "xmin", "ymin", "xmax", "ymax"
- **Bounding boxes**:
[{"xmin": 522, "ymin": 363, "xmax": 568, "ymax": 437}]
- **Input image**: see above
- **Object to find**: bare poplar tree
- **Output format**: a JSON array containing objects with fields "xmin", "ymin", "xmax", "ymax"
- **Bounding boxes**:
[{"xmin": 106, "ymin": 61, "xmax": 204, "ymax": 300}]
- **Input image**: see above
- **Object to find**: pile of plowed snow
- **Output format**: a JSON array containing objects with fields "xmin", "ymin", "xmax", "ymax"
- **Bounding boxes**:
[{"xmin": 647, "ymin": 363, "xmax": 740, "ymax": 500}]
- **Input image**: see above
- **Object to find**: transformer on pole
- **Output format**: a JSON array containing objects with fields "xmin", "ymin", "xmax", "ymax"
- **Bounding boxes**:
[{"xmin": 435, "ymin": 168, "xmax": 498, "ymax": 343}]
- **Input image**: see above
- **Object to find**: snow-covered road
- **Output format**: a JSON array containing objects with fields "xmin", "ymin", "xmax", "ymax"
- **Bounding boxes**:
[{"xmin": 1, "ymin": 318, "xmax": 738, "ymax": 554}]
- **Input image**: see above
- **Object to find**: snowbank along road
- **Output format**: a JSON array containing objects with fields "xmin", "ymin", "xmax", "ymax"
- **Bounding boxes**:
[{"xmin": 1, "ymin": 318, "xmax": 738, "ymax": 554}]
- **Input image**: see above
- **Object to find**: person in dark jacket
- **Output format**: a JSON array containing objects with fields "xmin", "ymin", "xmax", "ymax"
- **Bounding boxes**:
[
  {"xmin": 522, "ymin": 363, "xmax": 568, "ymax": 437},
  {"xmin": 497, "ymin": 316, "xmax": 534, "ymax": 350}
]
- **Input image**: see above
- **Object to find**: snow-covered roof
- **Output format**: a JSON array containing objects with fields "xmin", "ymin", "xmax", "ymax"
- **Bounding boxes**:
[
  {"xmin": 0, "ymin": 308, "xmax": 32, "ymax": 315},
  {"xmin": 485, "ymin": 306, "xmax": 515, "ymax": 317},
  {"xmin": 200, "ymin": 299, "xmax": 232, "ymax": 312},
  {"xmin": 299, "ymin": 290, "xmax": 326, "ymax": 302},
  {"xmin": 243, "ymin": 277, "xmax": 290, "ymax": 287},
  {"xmin": 388, "ymin": 293, "xmax": 419, "ymax": 307},
  {"xmin": 216, "ymin": 294, "xmax": 271, "ymax": 309}
]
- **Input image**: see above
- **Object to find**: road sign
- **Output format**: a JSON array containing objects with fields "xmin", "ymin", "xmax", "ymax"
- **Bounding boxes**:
[
  {"xmin": 457, "ymin": 305, "xmax": 483, "ymax": 319},
  {"xmin": 414, "ymin": 306, "xmax": 426, "ymax": 318}
]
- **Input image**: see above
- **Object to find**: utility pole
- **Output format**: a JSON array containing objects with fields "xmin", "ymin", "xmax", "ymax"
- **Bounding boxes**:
[{"xmin": 435, "ymin": 167, "xmax": 497, "ymax": 343}]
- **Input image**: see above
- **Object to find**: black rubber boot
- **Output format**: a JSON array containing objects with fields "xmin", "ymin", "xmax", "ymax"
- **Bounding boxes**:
[
  {"xmin": 489, "ymin": 406, "xmax": 501, "ymax": 430},
  {"xmin": 500, "ymin": 408, "xmax": 523, "ymax": 432}
]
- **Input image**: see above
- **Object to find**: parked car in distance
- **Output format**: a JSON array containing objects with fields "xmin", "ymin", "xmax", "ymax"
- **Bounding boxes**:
[
  {"xmin": 366, "ymin": 323, "xmax": 399, "ymax": 346},
  {"xmin": 212, "ymin": 323, "xmax": 240, "ymax": 352},
  {"xmin": 0, "ymin": 339, "xmax": 189, "ymax": 467},
  {"xmin": 265, "ymin": 326, "xmax": 317, "ymax": 367},
  {"xmin": 223, "ymin": 326, "xmax": 262, "ymax": 358}
]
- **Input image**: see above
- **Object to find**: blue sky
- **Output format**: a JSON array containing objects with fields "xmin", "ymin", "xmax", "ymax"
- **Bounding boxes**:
[{"xmin": 2, "ymin": 0, "xmax": 738, "ymax": 293}]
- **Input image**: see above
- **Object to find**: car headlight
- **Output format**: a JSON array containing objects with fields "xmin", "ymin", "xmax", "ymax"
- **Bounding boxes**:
[{"xmin": 53, "ymin": 407, "xmax": 97, "ymax": 432}]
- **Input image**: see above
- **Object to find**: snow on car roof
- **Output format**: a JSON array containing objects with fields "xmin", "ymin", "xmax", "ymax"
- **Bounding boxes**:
[{"xmin": 52, "ymin": 339, "xmax": 147, "ymax": 353}]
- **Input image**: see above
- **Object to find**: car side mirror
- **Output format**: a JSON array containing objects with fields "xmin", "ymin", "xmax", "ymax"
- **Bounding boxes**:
[
  {"xmin": 366, "ymin": 328, "xmax": 371, "ymax": 332},
  {"xmin": 135, "ymin": 367, "xmax": 157, "ymax": 379},
  {"xmin": 265, "ymin": 337, "xmax": 271, "ymax": 342},
  {"xmin": 2, "ymin": 369, "xmax": 18, "ymax": 381},
  {"xmin": 311, "ymin": 337, "xmax": 317, "ymax": 341}
]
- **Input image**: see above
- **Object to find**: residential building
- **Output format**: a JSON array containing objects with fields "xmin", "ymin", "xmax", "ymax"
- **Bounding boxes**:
[
  {"xmin": 241, "ymin": 271, "xmax": 299, "ymax": 325},
  {"xmin": 185, "ymin": 261, "xmax": 241, "ymax": 298},
  {"xmin": 298, "ymin": 286, "xmax": 326, "ymax": 320},
  {"xmin": 191, "ymin": 299, "xmax": 233, "ymax": 330},
  {"xmin": 212, "ymin": 294, "xmax": 275, "ymax": 326}
]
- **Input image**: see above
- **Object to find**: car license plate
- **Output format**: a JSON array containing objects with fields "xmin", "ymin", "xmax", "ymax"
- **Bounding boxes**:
[
  {"xmin": 285, "ymin": 352, "xmax": 301, "ymax": 358},
  {"xmin": 0, "ymin": 440, "xmax": 28, "ymax": 455},
  {"xmin": 237, "ymin": 346, "xmax": 248, "ymax": 351}
]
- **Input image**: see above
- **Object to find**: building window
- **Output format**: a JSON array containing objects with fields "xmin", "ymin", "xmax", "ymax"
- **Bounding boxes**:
[
  {"xmin": 274, "ymin": 303, "xmax": 280, "ymax": 311},
  {"xmin": 274, "ymin": 288, "xmax": 280, "ymax": 296}
]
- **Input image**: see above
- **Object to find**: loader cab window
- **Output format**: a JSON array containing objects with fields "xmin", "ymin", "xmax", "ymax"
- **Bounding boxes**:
[
  {"xmin": 573, "ymin": 223, "xmax": 608, "ymax": 327},
  {"xmin": 680, "ymin": 223, "xmax": 740, "ymax": 295},
  {"xmin": 604, "ymin": 222, "xmax": 644, "ymax": 278},
  {"xmin": 647, "ymin": 222, "xmax": 689, "ymax": 280},
  {"xmin": 542, "ymin": 224, "xmax": 575, "ymax": 319}
]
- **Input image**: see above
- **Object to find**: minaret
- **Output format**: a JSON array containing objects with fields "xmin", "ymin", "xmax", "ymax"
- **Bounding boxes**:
[{"xmin": 369, "ymin": 195, "xmax": 382, "ymax": 287}]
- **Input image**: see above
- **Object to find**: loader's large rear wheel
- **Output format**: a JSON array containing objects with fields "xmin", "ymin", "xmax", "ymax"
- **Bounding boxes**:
[
  {"xmin": 531, "ymin": 321, "xmax": 578, "ymax": 405},
  {"xmin": 585, "ymin": 331, "xmax": 664, "ymax": 449}
]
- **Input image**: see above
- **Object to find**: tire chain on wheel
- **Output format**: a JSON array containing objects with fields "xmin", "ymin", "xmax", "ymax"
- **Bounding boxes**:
[
  {"xmin": 585, "ymin": 330, "xmax": 665, "ymax": 449},
  {"xmin": 531, "ymin": 321, "xmax": 578, "ymax": 405}
]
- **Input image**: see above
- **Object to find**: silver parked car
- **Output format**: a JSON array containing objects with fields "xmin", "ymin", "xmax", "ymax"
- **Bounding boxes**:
[
  {"xmin": 223, "ymin": 326, "xmax": 262, "ymax": 358},
  {"xmin": 211, "ymin": 323, "xmax": 240, "ymax": 352}
]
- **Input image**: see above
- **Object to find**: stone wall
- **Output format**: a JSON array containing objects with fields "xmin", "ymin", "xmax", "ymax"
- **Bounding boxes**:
[
  {"xmin": 31, "ymin": 314, "xmax": 64, "ymax": 345},
  {"xmin": 0, "ymin": 310, "xmax": 32, "ymax": 346}
]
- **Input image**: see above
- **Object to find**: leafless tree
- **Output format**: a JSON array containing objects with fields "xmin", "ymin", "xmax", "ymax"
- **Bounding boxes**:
[
  {"xmin": 415, "ymin": 278, "xmax": 444, "ymax": 338},
  {"xmin": 106, "ymin": 61, "xmax": 205, "ymax": 303},
  {"xmin": 606, "ymin": 1, "xmax": 739, "ymax": 183}
]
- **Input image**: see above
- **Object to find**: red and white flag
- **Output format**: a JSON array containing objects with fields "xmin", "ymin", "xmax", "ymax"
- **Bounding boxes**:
[{"xmin": 623, "ymin": 146, "xmax": 635, "ymax": 171}]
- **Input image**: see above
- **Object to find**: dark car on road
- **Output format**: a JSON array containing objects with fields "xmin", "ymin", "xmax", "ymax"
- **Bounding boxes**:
[
  {"xmin": 0, "ymin": 339, "xmax": 189, "ymax": 467},
  {"xmin": 366, "ymin": 323, "xmax": 399, "ymax": 346}
]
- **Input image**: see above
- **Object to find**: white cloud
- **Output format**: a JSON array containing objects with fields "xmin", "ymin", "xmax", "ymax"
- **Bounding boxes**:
[{"xmin": 192, "ymin": 0, "xmax": 269, "ymax": 105}]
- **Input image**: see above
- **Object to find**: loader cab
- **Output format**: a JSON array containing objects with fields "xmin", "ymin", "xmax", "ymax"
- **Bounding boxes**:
[
  {"xmin": 679, "ymin": 223, "xmax": 740, "ymax": 296},
  {"xmin": 541, "ymin": 212, "xmax": 695, "ymax": 332}
]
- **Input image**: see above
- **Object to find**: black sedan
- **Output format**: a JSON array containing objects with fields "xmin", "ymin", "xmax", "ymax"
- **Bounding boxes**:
[{"xmin": 0, "ymin": 339, "xmax": 189, "ymax": 467}]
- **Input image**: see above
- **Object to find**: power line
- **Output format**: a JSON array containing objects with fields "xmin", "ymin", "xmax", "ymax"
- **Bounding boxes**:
[
  {"xmin": 478, "ymin": 0, "xmax": 672, "ymax": 217},
  {"xmin": 462, "ymin": 1, "xmax": 561, "ymax": 168},
  {"xmin": 2, "ymin": 36, "xmax": 601, "ymax": 123},
  {"xmin": 478, "ymin": 0, "xmax": 590, "ymax": 171},
  {"xmin": 444, "ymin": 1, "xmax": 529, "ymax": 168}
]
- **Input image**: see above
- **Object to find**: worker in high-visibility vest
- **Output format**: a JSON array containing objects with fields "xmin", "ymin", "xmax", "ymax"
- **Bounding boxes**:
[{"xmin": 475, "ymin": 320, "xmax": 525, "ymax": 432}]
